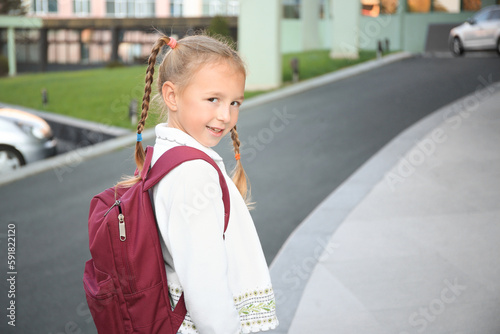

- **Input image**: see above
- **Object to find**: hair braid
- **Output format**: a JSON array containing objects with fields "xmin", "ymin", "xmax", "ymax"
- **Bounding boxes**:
[
  {"xmin": 230, "ymin": 126, "xmax": 250, "ymax": 201},
  {"xmin": 134, "ymin": 36, "xmax": 171, "ymax": 173}
]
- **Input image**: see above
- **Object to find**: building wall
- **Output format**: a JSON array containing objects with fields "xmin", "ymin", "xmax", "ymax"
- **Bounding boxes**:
[
  {"xmin": 156, "ymin": 0, "xmax": 171, "ymax": 17},
  {"xmin": 281, "ymin": 0, "xmax": 499, "ymax": 54},
  {"xmin": 401, "ymin": 12, "xmax": 471, "ymax": 52},
  {"xmin": 281, "ymin": 19, "xmax": 331, "ymax": 53},
  {"xmin": 26, "ymin": 0, "xmax": 241, "ymax": 18},
  {"xmin": 359, "ymin": 15, "xmax": 403, "ymax": 51},
  {"xmin": 281, "ymin": 19, "xmax": 303, "ymax": 53},
  {"xmin": 91, "ymin": 0, "xmax": 105, "ymax": 17}
]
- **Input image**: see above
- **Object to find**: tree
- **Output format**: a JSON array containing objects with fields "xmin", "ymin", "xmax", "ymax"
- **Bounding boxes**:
[
  {"xmin": 207, "ymin": 15, "xmax": 233, "ymax": 42},
  {"xmin": 0, "ymin": 0, "xmax": 27, "ymax": 15}
]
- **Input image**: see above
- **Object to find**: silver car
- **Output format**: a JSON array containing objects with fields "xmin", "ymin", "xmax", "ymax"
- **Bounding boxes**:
[
  {"xmin": 449, "ymin": 5, "xmax": 500, "ymax": 56},
  {"xmin": 0, "ymin": 108, "xmax": 57, "ymax": 173}
]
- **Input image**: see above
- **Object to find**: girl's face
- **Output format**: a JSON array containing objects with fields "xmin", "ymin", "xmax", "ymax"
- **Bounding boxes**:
[{"xmin": 163, "ymin": 62, "xmax": 245, "ymax": 148}]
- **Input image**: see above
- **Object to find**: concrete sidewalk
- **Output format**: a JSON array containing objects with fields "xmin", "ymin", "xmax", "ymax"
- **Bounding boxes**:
[{"xmin": 271, "ymin": 83, "xmax": 500, "ymax": 333}]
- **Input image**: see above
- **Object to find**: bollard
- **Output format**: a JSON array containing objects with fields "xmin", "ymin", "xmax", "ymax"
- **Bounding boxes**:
[
  {"xmin": 385, "ymin": 38, "xmax": 390, "ymax": 53},
  {"xmin": 41, "ymin": 88, "xmax": 48, "ymax": 107},
  {"xmin": 377, "ymin": 40, "xmax": 383, "ymax": 59},
  {"xmin": 290, "ymin": 57, "xmax": 299, "ymax": 83},
  {"xmin": 129, "ymin": 99, "xmax": 138, "ymax": 126}
]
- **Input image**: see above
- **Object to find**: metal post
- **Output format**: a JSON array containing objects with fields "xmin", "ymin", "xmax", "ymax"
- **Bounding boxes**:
[
  {"xmin": 111, "ymin": 26, "xmax": 119, "ymax": 63},
  {"xmin": 7, "ymin": 27, "xmax": 16, "ymax": 76},
  {"xmin": 39, "ymin": 28, "xmax": 48, "ymax": 72},
  {"xmin": 0, "ymin": 28, "xmax": 4, "ymax": 55}
]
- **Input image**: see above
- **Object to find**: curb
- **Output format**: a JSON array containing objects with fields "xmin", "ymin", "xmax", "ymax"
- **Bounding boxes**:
[
  {"xmin": 0, "ymin": 102, "xmax": 130, "ymax": 137},
  {"xmin": 0, "ymin": 52, "xmax": 414, "ymax": 187}
]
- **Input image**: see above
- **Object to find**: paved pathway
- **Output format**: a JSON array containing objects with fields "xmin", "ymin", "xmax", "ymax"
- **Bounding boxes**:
[{"xmin": 277, "ymin": 84, "xmax": 500, "ymax": 334}]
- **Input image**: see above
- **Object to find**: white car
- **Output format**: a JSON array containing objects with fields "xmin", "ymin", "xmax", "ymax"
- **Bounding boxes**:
[
  {"xmin": 449, "ymin": 5, "xmax": 500, "ymax": 56},
  {"xmin": 0, "ymin": 108, "xmax": 57, "ymax": 174}
]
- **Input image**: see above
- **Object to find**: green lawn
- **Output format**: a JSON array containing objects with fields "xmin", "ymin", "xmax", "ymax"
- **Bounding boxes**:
[
  {"xmin": 282, "ymin": 50, "xmax": 377, "ymax": 82},
  {"xmin": 0, "ymin": 49, "xmax": 379, "ymax": 129},
  {"xmin": 0, "ymin": 66, "xmax": 148, "ymax": 129}
]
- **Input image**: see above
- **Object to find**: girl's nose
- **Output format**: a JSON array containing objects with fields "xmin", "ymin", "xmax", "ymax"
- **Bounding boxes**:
[{"xmin": 216, "ymin": 105, "xmax": 231, "ymax": 123}]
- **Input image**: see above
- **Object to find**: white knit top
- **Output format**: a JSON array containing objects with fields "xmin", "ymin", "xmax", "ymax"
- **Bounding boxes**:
[{"xmin": 151, "ymin": 124, "xmax": 278, "ymax": 334}]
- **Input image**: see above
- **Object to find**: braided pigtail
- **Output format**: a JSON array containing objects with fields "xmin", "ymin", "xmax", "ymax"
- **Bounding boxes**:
[
  {"xmin": 135, "ymin": 36, "xmax": 172, "ymax": 173},
  {"xmin": 116, "ymin": 36, "xmax": 173, "ymax": 189},
  {"xmin": 230, "ymin": 126, "xmax": 251, "ymax": 203}
]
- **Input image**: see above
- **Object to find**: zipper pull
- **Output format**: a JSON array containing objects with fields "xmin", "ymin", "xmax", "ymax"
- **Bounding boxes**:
[
  {"xmin": 118, "ymin": 213, "xmax": 126, "ymax": 241},
  {"xmin": 104, "ymin": 200, "xmax": 121, "ymax": 217}
]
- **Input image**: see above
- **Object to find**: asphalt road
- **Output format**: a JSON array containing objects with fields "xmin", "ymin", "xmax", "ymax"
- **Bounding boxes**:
[{"xmin": 0, "ymin": 55, "xmax": 499, "ymax": 333}]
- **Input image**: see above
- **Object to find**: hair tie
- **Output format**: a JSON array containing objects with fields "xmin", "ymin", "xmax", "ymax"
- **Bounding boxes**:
[
  {"xmin": 167, "ymin": 37, "xmax": 177, "ymax": 49},
  {"xmin": 137, "ymin": 133, "xmax": 143, "ymax": 142},
  {"xmin": 235, "ymin": 153, "xmax": 241, "ymax": 161}
]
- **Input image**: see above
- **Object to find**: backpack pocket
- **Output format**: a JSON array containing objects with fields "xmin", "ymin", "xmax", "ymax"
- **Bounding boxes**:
[
  {"xmin": 123, "ymin": 281, "xmax": 171, "ymax": 330},
  {"xmin": 83, "ymin": 259, "xmax": 126, "ymax": 334}
]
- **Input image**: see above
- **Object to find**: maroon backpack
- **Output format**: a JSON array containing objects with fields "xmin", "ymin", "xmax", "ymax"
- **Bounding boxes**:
[{"xmin": 83, "ymin": 145, "xmax": 230, "ymax": 333}]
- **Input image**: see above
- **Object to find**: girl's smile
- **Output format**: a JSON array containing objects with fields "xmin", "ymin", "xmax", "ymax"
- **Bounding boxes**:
[
  {"xmin": 206, "ymin": 125, "xmax": 225, "ymax": 137},
  {"xmin": 163, "ymin": 62, "xmax": 245, "ymax": 147}
]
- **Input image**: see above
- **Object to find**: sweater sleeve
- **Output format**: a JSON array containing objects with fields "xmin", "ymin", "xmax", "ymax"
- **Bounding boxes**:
[{"xmin": 153, "ymin": 160, "xmax": 241, "ymax": 334}]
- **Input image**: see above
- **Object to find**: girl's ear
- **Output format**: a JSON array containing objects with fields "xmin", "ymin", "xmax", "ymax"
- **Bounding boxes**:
[{"xmin": 162, "ymin": 81, "xmax": 178, "ymax": 111}]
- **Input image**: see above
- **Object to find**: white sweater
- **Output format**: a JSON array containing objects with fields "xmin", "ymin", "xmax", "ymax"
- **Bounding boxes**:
[{"xmin": 151, "ymin": 124, "xmax": 278, "ymax": 334}]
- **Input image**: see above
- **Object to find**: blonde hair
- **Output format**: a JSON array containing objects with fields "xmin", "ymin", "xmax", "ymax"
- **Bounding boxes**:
[{"xmin": 118, "ymin": 33, "xmax": 250, "ymax": 201}]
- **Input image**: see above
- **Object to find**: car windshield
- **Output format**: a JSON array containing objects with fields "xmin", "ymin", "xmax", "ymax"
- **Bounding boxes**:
[
  {"xmin": 490, "ymin": 9, "xmax": 500, "ymax": 20},
  {"xmin": 473, "ymin": 9, "xmax": 491, "ymax": 23}
]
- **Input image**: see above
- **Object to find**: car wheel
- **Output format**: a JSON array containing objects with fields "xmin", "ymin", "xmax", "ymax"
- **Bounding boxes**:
[
  {"xmin": 0, "ymin": 146, "xmax": 26, "ymax": 174},
  {"xmin": 451, "ymin": 37, "xmax": 464, "ymax": 56}
]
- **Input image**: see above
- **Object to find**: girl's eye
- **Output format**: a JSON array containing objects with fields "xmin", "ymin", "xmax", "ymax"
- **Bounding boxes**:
[
  {"xmin": 231, "ymin": 101, "xmax": 241, "ymax": 107},
  {"xmin": 208, "ymin": 98, "xmax": 219, "ymax": 103}
]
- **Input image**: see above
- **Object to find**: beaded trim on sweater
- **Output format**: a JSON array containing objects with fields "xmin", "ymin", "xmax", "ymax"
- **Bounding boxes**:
[{"xmin": 169, "ymin": 284, "xmax": 279, "ymax": 333}]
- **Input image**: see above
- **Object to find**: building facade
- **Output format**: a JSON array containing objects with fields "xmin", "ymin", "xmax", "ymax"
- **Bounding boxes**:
[
  {"xmin": 2, "ymin": 0, "xmax": 239, "ymax": 68},
  {"xmin": 25, "ymin": 0, "xmax": 239, "ymax": 18},
  {"xmin": 2, "ymin": 0, "xmax": 500, "ymax": 76},
  {"xmin": 281, "ymin": 0, "xmax": 500, "ymax": 54}
]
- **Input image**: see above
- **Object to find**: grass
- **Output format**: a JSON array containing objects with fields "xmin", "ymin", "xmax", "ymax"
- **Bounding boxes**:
[
  {"xmin": 0, "ymin": 66, "xmax": 149, "ymax": 129},
  {"xmin": 282, "ymin": 49, "xmax": 377, "ymax": 83},
  {"xmin": 0, "ymin": 49, "xmax": 381, "ymax": 129}
]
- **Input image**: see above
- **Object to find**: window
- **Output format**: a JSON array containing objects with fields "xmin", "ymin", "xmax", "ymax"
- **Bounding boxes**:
[
  {"xmin": 202, "ymin": 0, "xmax": 239, "ymax": 16},
  {"xmin": 105, "ymin": 0, "xmax": 126, "ymax": 17},
  {"xmin": 381, "ymin": 0, "xmax": 398, "ymax": 14},
  {"xmin": 283, "ymin": 0, "xmax": 300, "ymax": 19},
  {"xmin": 473, "ymin": 7, "xmax": 491, "ymax": 22},
  {"xmin": 407, "ymin": 0, "xmax": 431, "ymax": 12},
  {"xmin": 227, "ymin": 0, "xmax": 239, "ymax": 15},
  {"xmin": 362, "ymin": 0, "xmax": 380, "ymax": 16},
  {"xmin": 73, "ymin": 0, "xmax": 90, "ymax": 15},
  {"xmin": 432, "ymin": 0, "xmax": 460, "ymax": 13},
  {"xmin": 463, "ymin": 0, "xmax": 481, "ymax": 11},
  {"xmin": 407, "ymin": 0, "xmax": 483, "ymax": 12},
  {"xmin": 171, "ymin": 0, "xmax": 183, "ymax": 17},
  {"xmin": 361, "ymin": 0, "xmax": 398, "ymax": 16},
  {"xmin": 106, "ymin": 1, "xmax": 115, "ymax": 15},
  {"xmin": 320, "ymin": 0, "xmax": 327, "ymax": 18},
  {"xmin": 136, "ymin": 0, "xmax": 155, "ymax": 17},
  {"xmin": 106, "ymin": 0, "xmax": 154, "ymax": 17},
  {"xmin": 32, "ymin": 0, "xmax": 58, "ymax": 14}
]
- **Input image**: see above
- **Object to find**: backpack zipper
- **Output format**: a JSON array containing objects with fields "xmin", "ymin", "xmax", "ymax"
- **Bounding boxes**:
[
  {"xmin": 102, "ymin": 199, "xmax": 135, "ymax": 292},
  {"xmin": 103, "ymin": 200, "xmax": 126, "ymax": 241},
  {"xmin": 117, "ymin": 206, "xmax": 126, "ymax": 241},
  {"xmin": 104, "ymin": 200, "xmax": 121, "ymax": 217}
]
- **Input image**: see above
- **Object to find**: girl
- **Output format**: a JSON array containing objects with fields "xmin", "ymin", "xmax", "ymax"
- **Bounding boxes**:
[{"xmin": 129, "ymin": 34, "xmax": 278, "ymax": 333}]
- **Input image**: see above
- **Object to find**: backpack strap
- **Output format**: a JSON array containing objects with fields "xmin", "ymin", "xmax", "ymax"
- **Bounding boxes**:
[
  {"xmin": 140, "ymin": 146, "xmax": 155, "ymax": 180},
  {"xmin": 143, "ymin": 145, "xmax": 231, "ymax": 321},
  {"xmin": 143, "ymin": 145, "xmax": 230, "ymax": 236}
]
